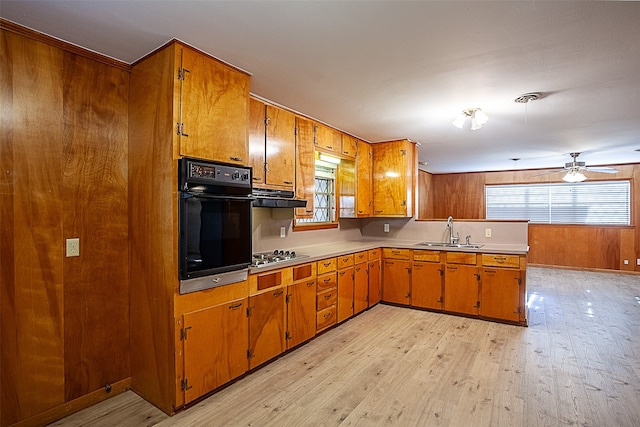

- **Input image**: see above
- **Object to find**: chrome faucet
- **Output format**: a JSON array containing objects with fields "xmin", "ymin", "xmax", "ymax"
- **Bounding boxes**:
[{"xmin": 446, "ymin": 216, "xmax": 459, "ymax": 245}]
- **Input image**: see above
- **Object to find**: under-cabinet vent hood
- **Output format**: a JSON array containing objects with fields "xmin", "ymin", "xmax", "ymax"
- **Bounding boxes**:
[{"xmin": 252, "ymin": 188, "xmax": 307, "ymax": 208}]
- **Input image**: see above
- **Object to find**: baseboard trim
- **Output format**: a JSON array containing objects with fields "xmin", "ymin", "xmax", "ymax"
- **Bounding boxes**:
[{"xmin": 529, "ymin": 263, "xmax": 640, "ymax": 276}]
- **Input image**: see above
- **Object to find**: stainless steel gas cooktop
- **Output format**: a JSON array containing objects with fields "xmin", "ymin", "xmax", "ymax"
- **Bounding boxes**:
[{"xmin": 251, "ymin": 250, "xmax": 308, "ymax": 268}]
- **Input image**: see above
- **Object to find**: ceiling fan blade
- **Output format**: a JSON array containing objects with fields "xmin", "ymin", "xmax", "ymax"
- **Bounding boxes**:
[{"xmin": 585, "ymin": 167, "xmax": 618, "ymax": 174}]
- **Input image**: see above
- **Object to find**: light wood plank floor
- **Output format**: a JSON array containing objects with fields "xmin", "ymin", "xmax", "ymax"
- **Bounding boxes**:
[{"xmin": 50, "ymin": 267, "xmax": 640, "ymax": 426}]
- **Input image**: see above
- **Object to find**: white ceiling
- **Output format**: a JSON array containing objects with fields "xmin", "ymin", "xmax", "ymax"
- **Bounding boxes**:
[{"xmin": 3, "ymin": 1, "xmax": 640, "ymax": 173}]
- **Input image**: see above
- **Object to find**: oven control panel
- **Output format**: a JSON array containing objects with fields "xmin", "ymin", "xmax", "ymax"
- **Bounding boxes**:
[{"xmin": 181, "ymin": 158, "xmax": 252, "ymax": 192}]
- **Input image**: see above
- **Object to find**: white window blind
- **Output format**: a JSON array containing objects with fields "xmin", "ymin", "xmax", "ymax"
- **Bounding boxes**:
[{"xmin": 485, "ymin": 181, "xmax": 630, "ymax": 225}]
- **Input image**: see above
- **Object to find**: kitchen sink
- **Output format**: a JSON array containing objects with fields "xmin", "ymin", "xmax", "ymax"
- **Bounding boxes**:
[{"xmin": 418, "ymin": 242, "xmax": 484, "ymax": 249}]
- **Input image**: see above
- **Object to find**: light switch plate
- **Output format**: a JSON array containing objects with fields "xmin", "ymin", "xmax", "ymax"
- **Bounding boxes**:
[
  {"xmin": 485, "ymin": 228, "xmax": 492, "ymax": 238},
  {"xmin": 384, "ymin": 223, "xmax": 390, "ymax": 233},
  {"xmin": 280, "ymin": 226, "xmax": 286, "ymax": 238}
]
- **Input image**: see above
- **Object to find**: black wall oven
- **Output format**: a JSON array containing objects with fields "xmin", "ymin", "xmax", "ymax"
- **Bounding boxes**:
[{"xmin": 178, "ymin": 158, "xmax": 253, "ymax": 294}]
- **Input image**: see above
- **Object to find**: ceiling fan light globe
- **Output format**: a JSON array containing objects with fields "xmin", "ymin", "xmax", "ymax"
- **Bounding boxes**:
[
  {"xmin": 452, "ymin": 114, "xmax": 466, "ymax": 129},
  {"xmin": 474, "ymin": 109, "xmax": 488, "ymax": 125},
  {"xmin": 471, "ymin": 117, "xmax": 482, "ymax": 130},
  {"xmin": 563, "ymin": 171, "xmax": 587, "ymax": 182}
]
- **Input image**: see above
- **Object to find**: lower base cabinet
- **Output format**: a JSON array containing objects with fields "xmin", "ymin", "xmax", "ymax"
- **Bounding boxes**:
[
  {"xmin": 353, "ymin": 262, "xmax": 369, "ymax": 314},
  {"xmin": 248, "ymin": 290, "xmax": 286, "ymax": 370},
  {"xmin": 337, "ymin": 266, "xmax": 355, "ymax": 322},
  {"xmin": 286, "ymin": 279, "xmax": 317, "ymax": 348},
  {"xmin": 443, "ymin": 264, "xmax": 480, "ymax": 316},
  {"xmin": 479, "ymin": 268, "xmax": 522, "ymax": 322},
  {"xmin": 368, "ymin": 259, "xmax": 381, "ymax": 306},
  {"xmin": 382, "ymin": 259, "xmax": 411, "ymax": 305},
  {"xmin": 411, "ymin": 262, "xmax": 443, "ymax": 310},
  {"xmin": 180, "ymin": 298, "xmax": 248, "ymax": 404}
]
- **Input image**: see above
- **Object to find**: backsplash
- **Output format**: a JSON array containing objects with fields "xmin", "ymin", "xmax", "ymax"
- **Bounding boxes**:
[{"xmin": 252, "ymin": 208, "xmax": 528, "ymax": 253}]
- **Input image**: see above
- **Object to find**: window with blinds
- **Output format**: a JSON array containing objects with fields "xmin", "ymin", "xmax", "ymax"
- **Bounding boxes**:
[{"xmin": 485, "ymin": 181, "xmax": 630, "ymax": 225}]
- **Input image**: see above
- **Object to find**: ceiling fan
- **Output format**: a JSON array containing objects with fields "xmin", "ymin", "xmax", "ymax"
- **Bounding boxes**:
[{"xmin": 550, "ymin": 152, "xmax": 618, "ymax": 182}]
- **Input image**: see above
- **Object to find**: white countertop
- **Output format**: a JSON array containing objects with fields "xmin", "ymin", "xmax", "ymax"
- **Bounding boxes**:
[{"xmin": 249, "ymin": 239, "xmax": 529, "ymax": 273}]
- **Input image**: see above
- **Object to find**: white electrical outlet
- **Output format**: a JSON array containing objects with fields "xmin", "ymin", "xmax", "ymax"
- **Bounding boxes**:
[
  {"xmin": 280, "ymin": 226, "xmax": 286, "ymax": 238},
  {"xmin": 624, "ymin": 259, "xmax": 629, "ymax": 265},
  {"xmin": 637, "ymin": 258, "xmax": 640, "ymax": 266},
  {"xmin": 485, "ymin": 228, "xmax": 492, "ymax": 238},
  {"xmin": 384, "ymin": 223, "xmax": 390, "ymax": 233},
  {"xmin": 66, "ymin": 238, "xmax": 80, "ymax": 257}
]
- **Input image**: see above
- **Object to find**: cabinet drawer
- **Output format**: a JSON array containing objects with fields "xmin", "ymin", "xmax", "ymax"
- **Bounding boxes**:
[
  {"xmin": 413, "ymin": 250, "xmax": 440, "ymax": 262},
  {"xmin": 446, "ymin": 252, "xmax": 477, "ymax": 265},
  {"xmin": 383, "ymin": 248, "xmax": 411, "ymax": 260},
  {"xmin": 481, "ymin": 254, "xmax": 520, "ymax": 269},
  {"xmin": 337, "ymin": 254, "xmax": 354, "ymax": 269},
  {"xmin": 317, "ymin": 288, "xmax": 337, "ymax": 310},
  {"xmin": 368, "ymin": 248, "xmax": 381, "ymax": 261},
  {"xmin": 293, "ymin": 262, "xmax": 316, "ymax": 282},
  {"xmin": 317, "ymin": 258, "xmax": 337, "ymax": 275},
  {"xmin": 317, "ymin": 272, "xmax": 337, "ymax": 291},
  {"xmin": 354, "ymin": 251, "xmax": 368, "ymax": 264},
  {"xmin": 316, "ymin": 305, "xmax": 337, "ymax": 331}
]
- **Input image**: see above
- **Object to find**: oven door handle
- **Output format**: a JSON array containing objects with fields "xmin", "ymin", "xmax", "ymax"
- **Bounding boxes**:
[{"xmin": 182, "ymin": 192, "xmax": 256, "ymax": 201}]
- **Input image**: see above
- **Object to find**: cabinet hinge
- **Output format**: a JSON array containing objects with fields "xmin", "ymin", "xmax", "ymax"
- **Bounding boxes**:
[
  {"xmin": 516, "ymin": 306, "xmax": 522, "ymax": 314},
  {"xmin": 264, "ymin": 117, "xmax": 270, "ymax": 126},
  {"xmin": 177, "ymin": 67, "xmax": 190, "ymax": 81},
  {"xmin": 401, "ymin": 200, "xmax": 407, "ymax": 206},
  {"xmin": 286, "ymin": 294, "xmax": 291, "ymax": 304},
  {"xmin": 180, "ymin": 326, "xmax": 192, "ymax": 341},
  {"xmin": 246, "ymin": 307, "xmax": 253, "ymax": 318},
  {"xmin": 517, "ymin": 277, "xmax": 522, "ymax": 285},
  {"xmin": 181, "ymin": 378, "xmax": 192, "ymax": 391},
  {"xmin": 247, "ymin": 349, "xmax": 254, "ymax": 359},
  {"xmin": 438, "ymin": 269, "xmax": 444, "ymax": 276},
  {"xmin": 176, "ymin": 122, "xmax": 189, "ymax": 137},
  {"xmin": 400, "ymin": 149, "xmax": 406, "ymax": 156},
  {"xmin": 285, "ymin": 331, "xmax": 291, "ymax": 341}
]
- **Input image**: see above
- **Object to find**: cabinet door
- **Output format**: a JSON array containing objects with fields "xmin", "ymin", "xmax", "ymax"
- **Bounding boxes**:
[
  {"xmin": 382, "ymin": 260, "xmax": 411, "ymax": 305},
  {"xmin": 368, "ymin": 259, "xmax": 381, "ymax": 306},
  {"xmin": 338, "ymin": 158, "xmax": 356, "ymax": 219},
  {"xmin": 337, "ymin": 267, "xmax": 355, "ymax": 322},
  {"xmin": 341, "ymin": 135, "xmax": 357, "ymax": 158},
  {"xmin": 444, "ymin": 265, "xmax": 479, "ymax": 316},
  {"xmin": 248, "ymin": 98, "xmax": 266, "ymax": 185},
  {"xmin": 179, "ymin": 46, "xmax": 249, "ymax": 164},
  {"xmin": 372, "ymin": 140, "xmax": 415, "ymax": 217},
  {"xmin": 287, "ymin": 280, "xmax": 317, "ymax": 349},
  {"xmin": 182, "ymin": 299, "xmax": 248, "ymax": 404},
  {"xmin": 353, "ymin": 263, "xmax": 369, "ymax": 314},
  {"xmin": 265, "ymin": 105, "xmax": 295, "ymax": 188},
  {"xmin": 356, "ymin": 141, "xmax": 373, "ymax": 217},
  {"xmin": 295, "ymin": 117, "xmax": 315, "ymax": 218},
  {"xmin": 315, "ymin": 123, "xmax": 340, "ymax": 154},
  {"xmin": 249, "ymin": 290, "xmax": 286, "ymax": 370},
  {"xmin": 412, "ymin": 262, "xmax": 444, "ymax": 310},
  {"xmin": 480, "ymin": 268, "xmax": 521, "ymax": 322}
]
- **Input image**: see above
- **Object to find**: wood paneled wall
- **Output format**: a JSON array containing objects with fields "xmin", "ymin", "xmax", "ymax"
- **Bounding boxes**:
[
  {"xmin": 423, "ymin": 164, "xmax": 639, "ymax": 272},
  {"xmin": 1, "ymin": 24, "xmax": 130, "ymax": 426}
]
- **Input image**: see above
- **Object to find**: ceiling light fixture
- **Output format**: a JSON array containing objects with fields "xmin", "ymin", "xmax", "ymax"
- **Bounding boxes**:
[
  {"xmin": 318, "ymin": 153, "xmax": 341, "ymax": 164},
  {"xmin": 562, "ymin": 169, "xmax": 587, "ymax": 183},
  {"xmin": 452, "ymin": 108, "xmax": 488, "ymax": 130}
]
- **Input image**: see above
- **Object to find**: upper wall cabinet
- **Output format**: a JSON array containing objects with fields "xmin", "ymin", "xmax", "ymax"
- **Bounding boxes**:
[
  {"xmin": 314, "ymin": 123, "xmax": 342, "ymax": 155},
  {"xmin": 249, "ymin": 98, "xmax": 296, "ymax": 189},
  {"xmin": 295, "ymin": 117, "xmax": 316, "ymax": 218},
  {"xmin": 177, "ymin": 44, "xmax": 250, "ymax": 164},
  {"xmin": 356, "ymin": 140, "xmax": 373, "ymax": 217},
  {"xmin": 372, "ymin": 139, "xmax": 417, "ymax": 218},
  {"xmin": 341, "ymin": 134, "xmax": 358, "ymax": 159}
]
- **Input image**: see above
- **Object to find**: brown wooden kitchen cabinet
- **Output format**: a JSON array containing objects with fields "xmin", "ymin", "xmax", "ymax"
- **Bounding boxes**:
[
  {"xmin": 382, "ymin": 248, "xmax": 412, "ymax": 305},
  {"xmin": 356, "ymin": 141, "xmax": 373, "ymax": 217},
  {"xmin": 178, "ymin": 43, "xmax": 250, "ymax": 164},
  {"xmin": 353, "ymin": 251, "xmax": 370, "ymax": 314},
  {"xmin": 338, "ymin": 158, "xmax": 356, "ymax": 219},
  {"xmin": 341, "ymin": 134, "xmax": 358, "ymax": 158},
  {"xmin": 286, "ymin": 263, "xmax": 317, "ymax": 349},
  {"xmin": 249, "ymin": 98, "xmax": 296, "ymax": 189},
  {"xmin": 314, "ymin": 122, "xmax": 342, "ymax": 154},
  {"xmin": 179, "ymin": 298, "xmax": 248, "ymax": 405},
  {"xmin": 295, "ymin": 117, "xmax": 316, "ymax": 218},
  {"xmin": 372, "ymin": 139, "xmax": 417, "ymax": 217},
  {"xmin": 337, "ymin": 254, "xmax": 355, "ymax": 323},
  {"xmin": 479, "ymin": 254, "xmax": 525, "ymax": 324},
  {"xmin": 411, "ymin": 250, "xmax": 444, "ymax": 310},
  {"xmin": 443, "ymin": 252, "xmax": 480, "ymax": 316},
  {"xmin": 316, "ymin": 258, "xmax": 338, "ymax": 332},
  {"xmin": 368, "ymin": 248, "xmax": 382, "ymax": 307},
  {"xmin": 248, "ymin": 289, "xmax": 286, "ymax": 370}
]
